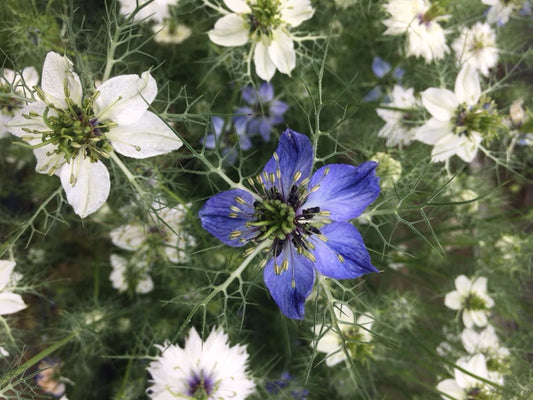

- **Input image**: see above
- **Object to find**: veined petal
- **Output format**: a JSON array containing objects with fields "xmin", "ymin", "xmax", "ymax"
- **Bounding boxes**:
[
  {"xmin": 208, "ymin": 14, "xmax": 249, "ymax": 47},
  {"xmin": 41, "ymin": 52, "xmax": 82, "ymax": 108},
  {"xmin": 309, "ymin": 222, "xmax": 378, "ymax": 279},
  {"xmin": 254, "ymin": 41, "xmax": 277, "ymax": 81},
  {"xmin": 0, "ymin": 292, "xmax": 27, "ymax": 315},
  {"xmin": 431, "ymin": 133, "xmax": 464, "ymax": 163},
  {"xmin": 421, "ymin": 88, "xmax": 458, "ymax": 121},
  {"xmin": 223, "ymin": 0, "xmax": 251, "ymax": 13},
  {"xmin": 262, "ymin": 129, "xmax": 313, "ymax": 199},
  {"xmin": 107, "ymin": 111, "xmax": 182, "ymax": 158},
  {"xmin": 267, "ymin": 29, "xmax": 296, "ymax": 76},
  {"xmin": 6, "ymin": 102, "xmax": 49, "ymax": 140},
  {"xmin": 263, "ymin": 246, "xmax": 315, "ymax": 319},
  {"xmin": 199, "ymin": 189, "xmax": 257, "ymax": 247},
  {"xmin": 280, "ymin": 0, "xmax": 315, "ymax": 27},
  {"xmin": 0, "ymin": 260, "xmax": 16, "ymax": 291},
  {"xmin": 34, "ymin": 143, "xmax": 65, "ymax": 176},
  {"xmin": 470, "ymin": 310, "xmax": 488, "ymax": 327},
  {"xmin": 60, "ymin": 155, "xmax": 110, "ymax": 218},
  {"xmin": 455, "ymin": 64, "xmax": 481, "ymax": 106},
  {"xmin": 454, "ymin": 131, "xmax": 482, "ymax": 163},
  {"xmin": 415, "ymin": 117, "xmax": 454, "ymax": 145},
  {"xmin": 95, "ymin": 71, "xmax": 157, "ymax": 125},
  {"xmin": 304, "ymin": 162, "xmax": 380, "ymax": 221},
  {"xmin": 455, "ymin": 275, "xmax": 472, "ymax": 295}
]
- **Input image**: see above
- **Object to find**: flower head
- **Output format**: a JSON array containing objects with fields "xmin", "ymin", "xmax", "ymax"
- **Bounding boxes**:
[
  {"xmin": 208, "ymin": 0, "xmax": 315, "ymax": 80},
  {"xmin": 0, "ymin": 260, "xmax": 27, "ymax": 315},
  {"xmin": 204, "ymin": 116, "xmax": 252, "ymax": 164},
  {"xmin": 415, "ymin": 64, "xmax": 486, "ymax": 162},
  {"xmin": 234, "ymin": 82, "xmax": 288, "ymax": 142},
  {"xmin": 199, "ymin": 129, "xmax": 380, "ymax": 319},
  {"xmin": 146, "ymin": 327, "xmax": 255, "ymax": 400},
  {"xmin": 482, "ymin": 0, "xmax": 521, "ymax": 26},
  {"xmin": 444, "ymin": 275, "xmax": 494, "ymax": 328},
  {"xmin": 452, "ymin": 22, "xmax": 498, "ymax": 77},
  {"xmin": 0, "ymin": 66, "xmax": 39, "ymax": 137},
  {"xmin": 118, "ymin": 0, "xmax": 177, "ymax": 23},
  {"xmin": 7, "ymin": 52, "xmax": 182, "ymax": 217},
  {"xmin": 376, "ymin": 85, "xmax": 417, "ymax": 147},
  {"xmin": 312, "ymin": 303, "xmax": 374, "ymax": 366},
  {"xmin": 461, "ymin": 325, "xmax": 510, "ymax": 372},
  {"xmin": 152, "ymin": 21, "xmax": 192, "ymax": 44}
]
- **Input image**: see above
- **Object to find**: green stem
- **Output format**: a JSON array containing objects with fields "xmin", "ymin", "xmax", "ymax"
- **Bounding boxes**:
[{"xmin": 110, "ymin": 152, "xmax": 147, "ymax": 197}]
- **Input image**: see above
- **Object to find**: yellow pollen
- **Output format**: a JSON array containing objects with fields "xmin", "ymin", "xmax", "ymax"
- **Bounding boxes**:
[
  {"xmin": 230, "ymin": 205, "xmax": 241, "ymax": 212},
  {"xmin": 281, "ymin": 259, "xmax": 289, "ymax": 271},
  {"xmin": 229, "ymin": 212, "xmax": 238, "ymax": 218},
  {"xmin": 291, "ymin": 279, "xmax": 296, "ymax": 289},
  {"xmin": 229, "ymin": 230, "xmax": 242, "ymax": 239},
  {"xmin": 269, "ymin": 173, "xmax": 275, "ymax": 184},
  {"xmin": 235, "ymin": 196, "xmax": 246, "ymax": 204},
  {"xmin": 293, "ymin": 171, "xmax": 302, "ymax": 182},
  {"xmin": 337, "ymin": 254, "xmax": 345, "ymax": 263},
  {"xmin": 310, "ymin": 184, "xmax": 320, "ymax": 193},
  {"xmin": 273, "ymin": 152, "xmax": 279, "ymax": 161},
  {"xmin": 323, "ymin": 167, "xmax": 330, "ymax": 176}
]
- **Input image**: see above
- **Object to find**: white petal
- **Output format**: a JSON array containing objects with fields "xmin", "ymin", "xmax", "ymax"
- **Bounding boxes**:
[
  {"xmin": 5, "ymin": 102, "xmax": 49, "ymax": 139},
  {"xmin": 107, "ymin": 111, "xmax": 182, "ymax": 159},
  {"xmin": 136, "ymin": 275, "xmax": 154, "ymax": 294},
  {"xmin": 95, "ymin": 71, "xmax": 157, "ymax": 125},
  {"xmin": 325, "ymin": 350, "xmax": 346, "ymax": 367},
  {"xmin": 470, "ymin": 310, "xmax": 488, "ymax": 327},
  {"xmin": 33, "ymin": 143, "xmax": 66, "ymax": 176},
  {"xmin": 110, "ymin": 224, "xmax": 146, "ymax": 251},
  {"xmin": 280, "ymin": 0, "xmax": 315, "ymax": 27},
  {"xmin": 436, "ymin": 379, "xmax": 465, "ymax": 400},
  {"xmin": 432, "ymin": 133, "xmax": 464, "ymax": 162},
  {"xmin": 60, "ymin": 155, "xmax": 110, "ymax": 218},
  {"xmin": 334, "ymin": 304, "xmax": 355, "ymax": 325},
  {"xmin": 0, "ymin": 292, "xmax": 27, "ymax": 315},
  {"xmin": 254, "ymin": 41, "xmax": 277, "ymax": 81},
  {"xmin": 0, "ymin": 260, "xmax": 16, "ymax": 291},
  {"xmin": 462, "ymin": 310, "xmax": 474, "ymax": 328},
  {"xmin": 455, "ymin": 64, "xmax": 481, "ymax": 106},
  {"xmin": 223, "ymin": 0, "xmax": 251, "ymax": 13},
  {"xmin": 208, "ymin": 14, "xmax": 249, "ymax": 47},
  {"xmin": 421, "ymin": 88, "xmax": 458, "ymax": 120},
  {"xmin": 415, "ymin": 118, "xmax": 454, "ymax": 145},
  {"xmin": 267, "ymin": 29, "xmax": 296, "ymax": 75},
  {"xmin": 460, "ymin": 328, "xmax": 479, "ymax": 354},
  {"xmin": 41, "ymin": 52, "xmax": 82, "ymax": 108},
  {"xmin": 455, "ymin": 275, "xmax": 472, "ymax": 295},
  {"xmin": 21, "ymin": 66, "xmax": 39, "ymax": 87},
  {"xmin": 454, "ymin": 131, "xmax": 482, "ymax": 163},
  {"xmin": 471, "ymin": 276, "xmax": 488, "ymax": 294},
  {"xmin": 444, "ymin": 290, "xmax": 462, "ymax": 310}
]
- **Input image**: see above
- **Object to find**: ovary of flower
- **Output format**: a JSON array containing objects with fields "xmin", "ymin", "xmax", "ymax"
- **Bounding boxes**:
[
  {"xmin": 6, "ymin": 51, "xmax": 182, "ymax": 218},
  {"xmin": 376, "ymin": 85, "xmax": 417, "ymax": 147},
  {"xmin": 444, "ymin": 275, "xmax": 495, "ymax": 328},
  {"xmin": 207, "ymin": 0, "xmax": 315, "ymax": 81},
  {"xmin": 313, "ymin": 304, "xmax": 374, "ymax": 367},
  {"xmin": 452, "ymin": 22, "xmax": 498, "ymax": 77},
  {"xmin": 415, "ymin": 64, "xmax": 484, "ymax": 163},
  {"xmin": 0, "ymin": 260, "xmax": 27, "ymax": 316}
]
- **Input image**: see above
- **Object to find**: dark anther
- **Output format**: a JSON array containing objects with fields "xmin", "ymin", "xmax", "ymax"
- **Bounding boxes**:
[
  {"xmin": 302, "ymin": 206, "xmax": 320, "ymax": 219},
  {"xmin": 272, "ymin": 238, "xmax": 285, "ymax": 257},
  {"xmin": 287, "ymin": 185, "xmax": 299, "ymax": 207},
  {"xmin": 253, "ymin": 201, "xmax": 261, "ymax": 208},
  {"xmin": 291, "ymin": 233, "xmax": 308, "ymax": 251},
  {"xmin": 269, "ymin": 186, "xmax": 282, "ymax": 201},
  {"xmin": 306, "ymin": 225, "xmax": 321, "ymax": 235}
]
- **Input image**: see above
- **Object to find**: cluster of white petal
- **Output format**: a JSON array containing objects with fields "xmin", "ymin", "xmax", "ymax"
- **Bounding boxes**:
[
  {"xmin": 377, "ymin": 85, "xmax": 417, "ymax": 147},
  {"xmin": 7, "ymin": 52, "xmax": 182, "ymax": 218},
  {"xmin": 152, "ymin": 22, "xmax": 192, "ymax": 44},
  {"xmin": 312, "ymin": 303, "xmax": 374, "ymax": 367},
  {"xmin": 0, "ymin": 260, "xmax": 27, "ymax": 316},
  {"xmin": 461, "ymin": 325, "xmax": 510, "ymax": 364},
  {"xmin": 118, "ymin": 0, "xmax": 177, "ymax": 23},
  {"xmin": 482, "ymin": 0, "xmax": 518, "ymax": 25},
  {"xmin": 452, "ymin": 22, "xmax": 499, "ymax": 77},
  {"xmin": 147, "ymin": 327, "xmax": 255, "ymax": 400},
  {"xmin": 208, "ymin": 0, "xmax": 314, "ymax": 80}
]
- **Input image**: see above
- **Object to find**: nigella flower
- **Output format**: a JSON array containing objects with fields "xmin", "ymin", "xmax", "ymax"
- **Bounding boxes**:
[
  {"xmin": 199, "ymin": 129, "xmax": 380, "ymax": 319},
  {"xmin": 482, "ymin": 0, "xmax": 520, "ymax": 26},
  {"xmin": 452, "ymin": 22, "xmax": 498, "ymax": 77},
  {"xmin": 118, "ymin": 0, "xmax": 177, "ymax": 23},
  {"xmin": 376, "ymin": 85, "xmax": 417, "ymax": 147},
  {"xmin": 234, "ymin": 82, "xmax": 288, "ymax": 142},
  {"xmin": 146, "ymin": 327, "xmax": 255, "ymax": 400},
  {"xmin": 0, "ymin": 260, "xmax": 27, "ymax": 315},
  {"xmin": 6, "ymin": 52, "xmax": 182, "ymax": 218},
  {"xmin": 363, "ymin": 57, "xmax": 404, "ymax": 102},
  {"xmin": 204, "ymin": 116, "xmax": 252, "ymax": 164},
  {"xmin": 461, "ymin": 325, "xmax": 510, "ymax": 372},
  {"xmin": 207, "ymin": 0, "xmax": 315, "ymax": 81}
]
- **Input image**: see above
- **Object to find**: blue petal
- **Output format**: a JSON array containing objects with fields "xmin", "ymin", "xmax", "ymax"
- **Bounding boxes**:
[
  {"xmin": 199, "ymin": 189, "xmax": 257, "ymax": 247},
  {"xmin": 304, "ymin": 161, "xmax": 380, "ymax": 221},
  {"xmin": 211, "ymin": 116, "xmax": 225, "ymax": 137},
  {"xmin": 362, "ymin": 86, "xmax": 383, "ymax": 102},
  {"xmin": 241, "ymin": 86, "xmax": 257, "ymax": 105},
  {"xmin": 372, "ymin": 57, "xmax": 391, "ymax": 78},
  {"xmin": 258, "ymin": 119, "xmax": 272, "ymax": 142},
  {"xmin": 262, "ymin": 129, "xmax": 313, "ymax": 199},
  {"xmin": 392, "ymin": 67, "xmax": 405, "ymax": 81},
  {"xmin": 247, "ymin": 118, "xmax": 262, "ymax": 136},
  {"xmin": 258, "ymin": 82, "xmax": 274, "ymax": 102},
  {"xmin": 238, "ymin": 133, "xmax": 252, "ymax": 151},
  {"xmin": 269, "ymin": 100, "xmax": 288, "ymax": 118},
  {"xmin": 204, "ymin": 134, "xmax": 216, "ymax": 149},
  {"xmin": 309, "ymin": 222, "xmax": 378, "ymax": 279},
  {"xmin": 263, "ymin": 246, "xmax": 315, "ymax": 319}
]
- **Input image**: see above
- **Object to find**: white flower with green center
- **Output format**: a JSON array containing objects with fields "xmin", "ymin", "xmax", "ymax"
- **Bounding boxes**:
[
  {"xmin": 461, "ymin": 325, "xmax": 510, "ymax": 373},
  {"xmin": 6, "ymin": 52, "xmax": 182, "ymax": 218},
  {"xmin": 415, "ymin": 64, "xmax": 489, "ymax": 163},
  {"xmin": 208, "ymin": 0, "xmax": 315, "ymax": 81},
  {"xmin": 452, "ymin": 22, "xmax": 498, "ymax": 77},
  {"xmin": 444, "ymin": 275, "xmax": 494, "ymax": 328},
  {"xmin": 376, "ymin": 84, "xmax": 417, "ymax": 147},
  {"xmin": 0, "ymin": 66, "xmax": 39, "ymax": 138},
  {"xmin": 0, "ymin": 260, "xmax": 27, "ymax": 316},
  {"xmin": 312, "ymin": 303, "xmax": 374, "ymax": 367}
]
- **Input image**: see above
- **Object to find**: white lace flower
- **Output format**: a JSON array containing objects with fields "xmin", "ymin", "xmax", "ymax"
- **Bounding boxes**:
[
  {"xmin": 312, "ymin": 303, "xmax": 374, "ymax": 367},
  {"xmin": 382, "ymin": 0, "xmax": 449, "ymax": 62},
  {"xmin": 372, "ymin": 152, "xmax": 402, "ymax": 190},
  {"xmin": 0, "ymin": 66, "xmax": 39, "ymax": 138},
  {"xmin": 118, "ymin": 0, "xmax": 177, "ymax": 22},
  {"xmin": 152, "ymin": 21, "xmax": 192, "ymax": 44},
  {"xmin": 415, "ymin": 64, "xmax": 484, "ymax": 163},
  {"xmin": 376, "ymin": 85, "xmax": 417, "ymax": 147},
  {"xmin": 444, "ymin": 275, "xmax": 494, "ymax": 328},
  {"xmin": 461, "ymin": 325, "xmax": 510, "ymax": 372},
  {"xmin": 207, "ymin": 0, "xmax": 315, "ymax": 81},
  {"xmin": 436, "ymin": 354, "xmax": 502, "ymax": 400},
  {"xmin": 482, "ymin": 0, "xmax": 519, "ymax": 25},
  {"xmin": 147, "ymin": 327, "xmax": 255, "ymax": 400},
  {"xmin": 6, "ymin": 52, "xmax": 182, "ymax": 218},
  {"xmin": 452, "ymin": 22, "xmax": 498, "ymax": 77},
  {"xmin": 0, "ymin": 260, "xmax": 27, "ymax": 316}
]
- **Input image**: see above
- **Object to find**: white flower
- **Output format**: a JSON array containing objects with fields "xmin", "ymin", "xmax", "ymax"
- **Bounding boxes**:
[
  {"xmin": 7, "ymin": 52, "xmax": 182, "ymax": 218},
  {"xmin": 0, "ymin": 260, "xmax": 27, "ymax": 315},
  {"xmin": 207, "ymin": 0, "xmax": 315, "ymax": 81},
  {"xmin": 482, "ymin": 0, "xmax": 518, "ymax": 25},
  {"xmin": 0, "ymin": 66, "xmax": 39, "ymax": 137},
  {"xmin": 382, "ymin": 0, "xmax": 449, "ymax": 62},
  {"xmin": 376, "ymin": 85, "xmax": 417, "ymax": 147},
  {"xmin": 312, "ymin": 303, "xmax": 374, "ymax": 367},
  {"xmin": 415, "ymin": 64, "xmax": 484, "ymax": 163},
  {"xmin": 152, "ymin": 21, "xmax": 191, "ymax": 44},
  {"xmin": 109, "ymin": 254, "xmax": 154, "ymax": 294},
  {"xmin": 452, "ymin": 22, "xmax": 498, "ymax": 77},
  {"xmin": 444, "ymin": 275, "xmax": 494, "ymax": 328},
  {"xmin": 146, "ymin": 327, "xmax": 255, "ymax": 400},
  {"xmin": 0, "ymin": 346, "xmax": 9, "ymax": 357},
  {"xmin": 372, "ymin": 152, "xmax": 402, "ymax": 190},
  {"xmin": 436, "ymin": 354, "xmax": 502, "ymax": 400},
  {"xmin": 461, "ymin": 325, "xmax": 510, "ymax": 371},
  {"xmin": 118, "ymin": 0, "xmax": 177, "ymax": 22}
]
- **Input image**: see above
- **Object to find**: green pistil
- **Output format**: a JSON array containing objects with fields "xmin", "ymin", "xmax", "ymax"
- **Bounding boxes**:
[
  {"xmin": 247, "ymin": 0, "xmax": 281, "ymax": 37},
  {"xmin": 464, "ymin": 294, "xmax": 487, "ymax": 310},
  {"xmin": 250, "ymin": 199, "xmax": 296, "ymax": 241},
  {"xmin": 345, "ymin": 329, "xmax": 373, "ymax": 362},
  {"xmin": 454, "ymin": 100, "xmax": 502, "ymax": 139}
]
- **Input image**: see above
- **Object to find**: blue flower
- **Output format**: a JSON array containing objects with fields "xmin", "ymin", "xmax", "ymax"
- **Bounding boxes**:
[
  {"xmin": 363, "ymin": 57, "xmax": 405, "ymax": 102},
  {"xmin": 234, "ymin": 82, "xmax": 289, "ymax": 142},
  {"xmin": 204, "ymin": 116, "xmax": 252, "ymax": 164},
  {"xmin": 199, "ymin": 129, "xmax": 380, "ymax": 319}
]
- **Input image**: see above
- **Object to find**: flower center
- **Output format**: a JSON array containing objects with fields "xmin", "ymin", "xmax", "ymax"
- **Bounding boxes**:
[
  {"xmin": 253, "ymin": 198, "xmax": 296, "ymax": 241},
  {"xmin": 187, "ymin": 371, "xmax": 215, "ymax": 400},
  {"xmin": 247, "ymin": 0, "xmax": 281, "ymax": 37},
  {"xmin": 463, "ymin": 293, "xmax": 487, "ymax": 310},
  {"xmin": 466, "ymin": 386, "xmax": 491, "ymax": 400},
  {"xmin": 453, "ymin": 100, "xmax": 500, "ymax": 138}
]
